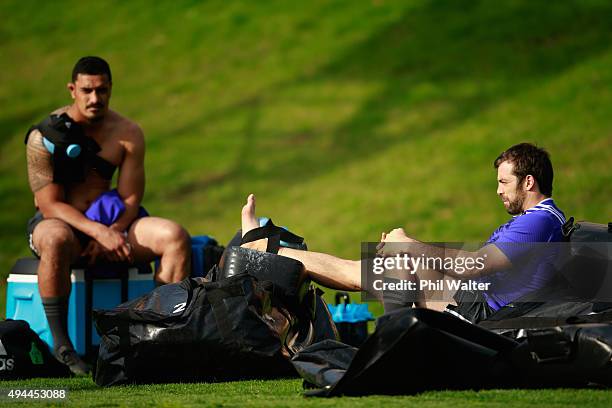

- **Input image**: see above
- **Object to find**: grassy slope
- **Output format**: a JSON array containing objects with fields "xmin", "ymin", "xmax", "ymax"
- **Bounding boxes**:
[{"xmin": 0, "ymin": 0, "xmax": 611, "ymax": 405}]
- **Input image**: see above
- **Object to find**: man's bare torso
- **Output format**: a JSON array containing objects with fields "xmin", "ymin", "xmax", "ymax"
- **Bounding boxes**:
[{"xmin": 28, "ymin": 107, "xmax": 138, "ymax": 212}]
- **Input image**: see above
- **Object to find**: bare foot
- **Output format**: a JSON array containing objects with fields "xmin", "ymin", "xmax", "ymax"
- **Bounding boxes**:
[
  {"xmin": 241, "ymin": 194, "xmax": 260, "ymax": 237},
  {"xmin": 241, "ymin": 194, "xmax": 268, "ymax": 251}
]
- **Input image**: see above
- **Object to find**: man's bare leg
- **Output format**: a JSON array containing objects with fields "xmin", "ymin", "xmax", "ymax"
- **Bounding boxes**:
[
  {"xmin": 128, "ymin": 217, "xmax": 191, "ymax": 284},
  {"xmin": 32, "ymin": 219, "xmax": 90, "ymax": 375},
  {"xmin": 240, "ymin": 195, "xmax": 428, "ymax": 311},
  {"xmin": 241, "ymin": 194, "xmax": 361, "ymax": 291},
  {"xmin": 33, "ymin": 220, "xmax": 81, "ymax": 298}
]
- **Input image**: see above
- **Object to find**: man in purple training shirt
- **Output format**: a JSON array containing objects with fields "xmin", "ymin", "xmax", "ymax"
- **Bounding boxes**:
[{"xmin": 238, "ymin": 143, "xmax": 565, "ymax": 323}]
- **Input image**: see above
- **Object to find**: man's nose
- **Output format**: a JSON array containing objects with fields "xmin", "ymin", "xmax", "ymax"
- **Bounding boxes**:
[
  {"xmin": 90, "ymin": 92, "xmax": 99, "ymax": 103},
  {"xmin": 497, "ymin": 185, "xmax": 503, "ymax": 195}
]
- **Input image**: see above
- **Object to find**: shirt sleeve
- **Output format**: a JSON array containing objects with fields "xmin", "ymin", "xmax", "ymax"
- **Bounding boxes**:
[{"xmin": 492, "ymin": 213, "xmax": 557, "ymax": 265}]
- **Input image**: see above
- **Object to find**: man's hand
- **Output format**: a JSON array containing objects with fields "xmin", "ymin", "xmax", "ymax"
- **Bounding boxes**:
[
  {"xmin": 93, "ymin": 225, "xmax": 133, "ymax": 263},
  {"xmin": 81, "ymin": 241, "xmax": 104, "ymax": 265}
]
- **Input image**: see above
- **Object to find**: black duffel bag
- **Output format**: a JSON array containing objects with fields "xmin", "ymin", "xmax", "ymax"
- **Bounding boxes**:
[
  {"xmin": 293, "ymin": 308, "xmax": 612, "ymax": 397},
  {"xmin": 94, "ymin": 256, "xmax": 337, "ymax": 386},
  {"xmin": 0, "ymin": 319, "xmax": 71, "ymax": 379}
]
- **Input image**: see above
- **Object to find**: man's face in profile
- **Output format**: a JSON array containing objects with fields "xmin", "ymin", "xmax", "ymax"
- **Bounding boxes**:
[
  {"xmin": 497, "ymin": 160, "xmax": 526, "ymax": 215},
  {"xmin": 68, "ymin": 74, "xmax": 112, "ymax": 122}
]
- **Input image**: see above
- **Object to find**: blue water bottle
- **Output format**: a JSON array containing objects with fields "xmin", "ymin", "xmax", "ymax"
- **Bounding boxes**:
[{"xmin": 328, "ymin": 292, "xmax": 374, "ymax": 347}]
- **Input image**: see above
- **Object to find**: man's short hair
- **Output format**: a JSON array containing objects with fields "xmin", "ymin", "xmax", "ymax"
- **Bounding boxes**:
[
  {"xmin": 494, "ymin": 143, "xmax": 554, "ymax": 196},
  {"xmin": 71, "ymin": 56, "xmax": 112, "ymax": 83}
]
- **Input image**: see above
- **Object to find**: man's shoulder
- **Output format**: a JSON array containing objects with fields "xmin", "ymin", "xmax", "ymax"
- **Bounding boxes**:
[
  {"xmin": 108, "ymin": 110, "xmax": 142, "ymax": 135},
  {"xmin": 50, "ymin": 106, "xmax": 71, "ymax": 116},
  {"xmin": 26, "ymin": 127, "xmax": 43, "ymax": 144},
  {"xmin": 522, "ymin": 200, "xmax": 565, "ymax": 227},
  {"xmin": 507, "ymin": 208, "xmax": 565, "ymax": 242},
  {"xmin": 106, "ymin": 110, "xmax": 144, "ymax": 144},
  {"xmin": 26, "ymin": 107, "xmax": 69, "ymax": 140},
  {"xmin": 518, "ymin": 210, "xmax": 561, "ymax": 229}
]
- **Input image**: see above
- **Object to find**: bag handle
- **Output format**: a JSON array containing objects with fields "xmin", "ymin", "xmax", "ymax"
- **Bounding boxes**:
[{"xmin": 335, "ymin": 291, "xmax": 350, "ymax": 305}]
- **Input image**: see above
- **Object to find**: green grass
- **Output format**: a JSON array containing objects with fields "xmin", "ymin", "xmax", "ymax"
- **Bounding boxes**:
[
  {"xmin": 1, "ymin": 0, "xmax": 612, "ymax": 405},
  {"xmin": 0, "ymin": 377, "xmax": 611, "ymax": 407}
]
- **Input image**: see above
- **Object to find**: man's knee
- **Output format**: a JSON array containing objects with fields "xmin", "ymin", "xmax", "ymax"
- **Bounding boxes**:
[
  {"xmin": 158, "ymin": 222, "xmax": 190, "ymax": 252},
  {"xmin": 34, "ymin": 220, "xmax": 79, "ymax": 259}
]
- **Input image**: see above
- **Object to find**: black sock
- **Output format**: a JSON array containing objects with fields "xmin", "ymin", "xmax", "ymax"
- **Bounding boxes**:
[
  {"xmin": 41, "ymin": 296, "xmax": 73, "ymax": 352},
  {"xmin": 382, "ymin": 277, "xmax": 414, "ymax": 313}
]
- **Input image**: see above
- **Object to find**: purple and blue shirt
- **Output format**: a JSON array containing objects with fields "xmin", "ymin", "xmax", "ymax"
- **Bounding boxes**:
[{"xmin": 482, "ymin": 198, "xmax": 565, "ymax": 310}]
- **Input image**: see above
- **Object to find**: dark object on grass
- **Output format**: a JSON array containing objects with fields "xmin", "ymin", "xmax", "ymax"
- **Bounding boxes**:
[
  {"xmin": 94, "ymin": 248, "xmax": 337, "ymax": 386},
  {"xmin": 293, "ymin": 308, "xmax": 612, "ymax": 396},
  {"xmin": 0, "ymin": 319, "xmax": 71, "ymax": 379}
]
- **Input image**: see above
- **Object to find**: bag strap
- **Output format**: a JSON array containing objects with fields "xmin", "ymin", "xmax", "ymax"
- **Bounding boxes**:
[
  {"xmin": 561, "ymin": 216, "xmax": 576, "ymax": 241},
  {"xmin": 479, "ymin": 310, "xmax": 612, "ymax": 329},
  {"xmin": 526, "ymin": 327, "xmax": 572, "ymax": 363},
  {"xmin": 206, "ymin": 284, "xmax": 246, "ymax": 341}
]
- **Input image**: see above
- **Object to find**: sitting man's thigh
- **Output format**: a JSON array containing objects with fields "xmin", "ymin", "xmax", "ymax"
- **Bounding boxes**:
[
  {"xmin": 32, "ymin": 219, "xmax": 82, "ymax": 260},
  {"xmin": 127, "ymin": 216, "xmax": 189, "ymax": 261}
]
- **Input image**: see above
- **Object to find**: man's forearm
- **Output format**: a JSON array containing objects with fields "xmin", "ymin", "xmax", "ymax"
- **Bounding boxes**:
[
  {"xmin": 38, "ymin": 201, "xmax": 105, "ymax": 239},
  {"xmin": 109, "ymin": 204, "xmax": 138, "ymax": 232},
  {"xmin": 109, "ymin": 191, "xmax": 142, "ymax": 232},
  {"xmin": 385, "ymin": 240, "xmax": 484, "ymax": 279}
]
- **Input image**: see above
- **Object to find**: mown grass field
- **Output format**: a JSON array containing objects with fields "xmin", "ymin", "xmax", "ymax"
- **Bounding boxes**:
[
  {"xmin": 1, "ymin": 0, "xmax": 611, "ymax": 405},
  {"xmin": 1, "ymin": 377, "xmax": 612, "ymax": 408}
]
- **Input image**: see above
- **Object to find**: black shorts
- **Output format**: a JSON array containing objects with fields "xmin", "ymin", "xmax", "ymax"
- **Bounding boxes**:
[
  {"xmin": 444, "ymin": 288, "xmax": 496, "ymax": 324},
  {"xmin": 26, "ymin": 211, "xmax": 91, "ymax": 258}
]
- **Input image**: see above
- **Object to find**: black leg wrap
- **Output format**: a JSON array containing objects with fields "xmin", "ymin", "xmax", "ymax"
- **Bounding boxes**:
[{"xmin": 219, "ymin": 246, "xmax": 309, "ymax": 303}]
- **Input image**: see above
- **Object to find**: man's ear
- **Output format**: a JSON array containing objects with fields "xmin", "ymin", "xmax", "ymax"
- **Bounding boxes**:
[
  {"xmin": 524, "ymin": 174, "xmax": 537, "ymax": 191},
  {"xmin": 67, "ymin": 82, "xmax": 76, "ymax": 99}
]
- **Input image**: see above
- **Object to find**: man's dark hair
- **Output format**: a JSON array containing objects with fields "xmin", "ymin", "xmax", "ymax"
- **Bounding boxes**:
[
  {"xmin": 494, "ymin": 143, "xmax": 554, "ymax": 196},
  {"xmin": 71, "ymin": 56, "xmax": 112, "ymax": 83}
]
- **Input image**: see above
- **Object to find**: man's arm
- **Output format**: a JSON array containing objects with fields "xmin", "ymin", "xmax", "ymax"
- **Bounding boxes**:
[
  {"xmin": 379, "ymin": 228, "xmax": 512, "ymax": 279},
  {"xmin": 109, "ymin": 123, "xmax": 145, "ymax": 233},
  {"xmin": 26, "ymin": 130, "xmax": 131, "ymax": 260}
]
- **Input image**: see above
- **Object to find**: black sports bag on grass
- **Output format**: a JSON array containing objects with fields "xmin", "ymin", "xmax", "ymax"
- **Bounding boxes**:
[
  {"xmin": 94, "ymin": 250, "xmax": 338, "ymax": 386},
  {"xmin": 0, "ymin": 319, "xmax": 70, "ymax": 379}
]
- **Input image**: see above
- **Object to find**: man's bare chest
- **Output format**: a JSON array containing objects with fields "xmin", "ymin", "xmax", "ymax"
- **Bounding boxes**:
[{"xmin": 87, "ymin": 129, "xmax": 125, "ymax": 167}]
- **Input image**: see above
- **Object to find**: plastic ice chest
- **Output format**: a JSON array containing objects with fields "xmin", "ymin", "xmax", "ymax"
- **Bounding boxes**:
[{"xmin": 190, "ymin": 235, "xmax": 223, "ymax": 277}]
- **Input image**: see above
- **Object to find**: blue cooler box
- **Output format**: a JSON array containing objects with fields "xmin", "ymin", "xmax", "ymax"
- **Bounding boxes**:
[
  {"xmin": 6, "ymin": 258, "xmax": 154, "ymax": 355},
  {"xmin": 154, "ymin": 235, "xmax": 221, "ymax": 278},
  {"xmin": 189, "ymin": 235, "xmax": 224, "ymax": 277}
]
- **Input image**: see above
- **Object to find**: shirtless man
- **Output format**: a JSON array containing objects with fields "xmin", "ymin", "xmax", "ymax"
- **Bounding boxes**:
[
  {"xmin": 25, "ymin": 56, "xmax": 190, "ymax": 374},
  {"xmin": 240, "ymin": 143, "xmax": 565, "ymax": 323}
]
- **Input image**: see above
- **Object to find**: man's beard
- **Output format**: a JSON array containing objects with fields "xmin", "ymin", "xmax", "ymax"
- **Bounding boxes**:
[{"xmin": 505, "ymin": 189, "xmax": 526, "ymax": 215}]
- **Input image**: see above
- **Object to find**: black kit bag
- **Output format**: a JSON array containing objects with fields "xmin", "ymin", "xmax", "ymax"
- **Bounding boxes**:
[
  {"xmin": 293, "ymin": 308, "xmax": 519, "ymax": 396},
  {"xmin": 94, "ymin": 248, "xmax": 338, "ymax": 386},
  {"xmin": 0, "ymin": 320, "xmax": 71, "ymax": 379},
  {"xmin": 477, "ymin": 219, "xmax": 612, "ymax": 331},
  {"xmin": 293, "ymin": 308, "xmax": 612, "ymax": 397}
]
